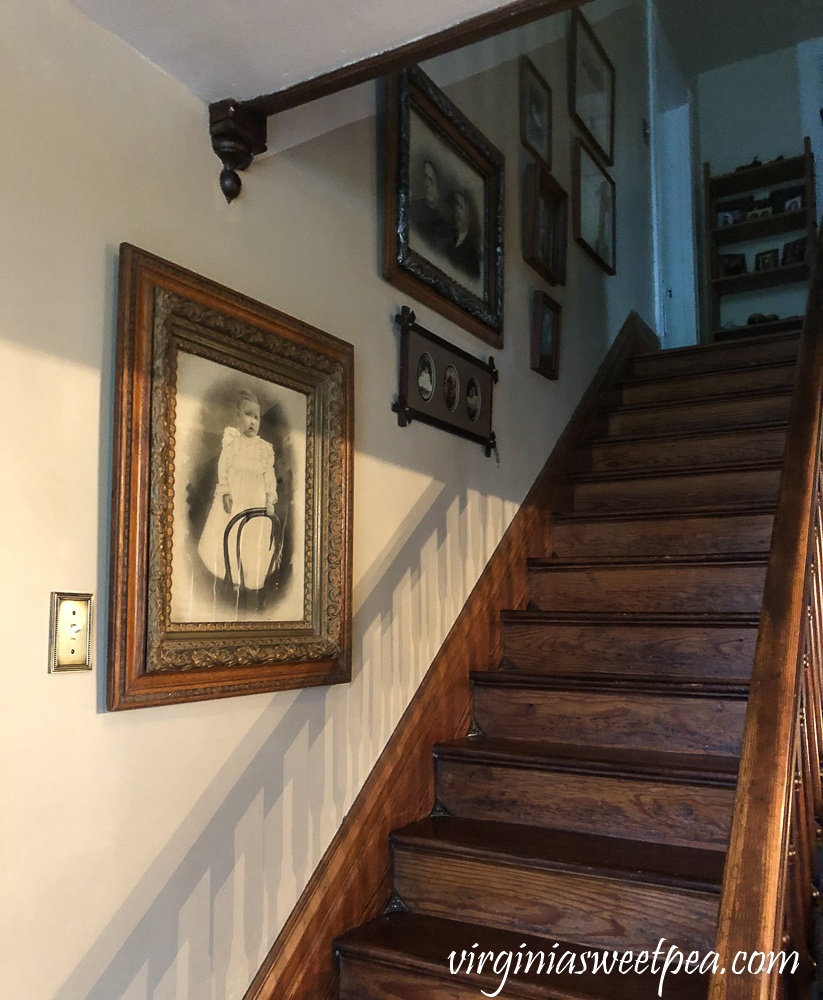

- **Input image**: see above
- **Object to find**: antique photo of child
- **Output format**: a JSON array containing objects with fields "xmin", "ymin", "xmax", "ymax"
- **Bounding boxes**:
[{"xmin": 170, "ymin": 351, "xmax": 308, "ymax": 624}]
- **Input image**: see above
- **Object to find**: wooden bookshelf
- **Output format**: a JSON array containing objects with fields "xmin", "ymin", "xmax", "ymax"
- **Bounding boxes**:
[
  {"xmin": 704, "ymin": 138, "xmax": 816, "ymax": 340},
  {"xmin": 712, "ymin": 315, "xmax": 803, "ymax": 342}
]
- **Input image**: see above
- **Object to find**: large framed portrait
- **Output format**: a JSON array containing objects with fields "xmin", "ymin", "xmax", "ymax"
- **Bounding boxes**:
[
  {"xmin": 107, "ymin": 245, "xmax": 354, "ymax": 710},
  {"xmin": 382, "ymin": 65, "xmax": 505, "ymax": 349},
  {"xmin": 573, "ymin": 137, "xmax": 616, "ymax": 275},
  {"xmin": 520, "ymin": 56, "xmax": 552, "ymax": 169},
  {"xmin": 569, "ymin": 9, "xmax": 616, "ymax": 166},
  {"xmin": 523, "ymin": 162, "xmax": 568, "ymax": 286}
]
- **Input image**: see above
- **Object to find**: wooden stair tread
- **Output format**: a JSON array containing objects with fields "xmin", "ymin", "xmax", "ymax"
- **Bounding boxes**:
[
  {"xmin": 552, "ymin": 504, "xmax": 776, "ymax": 525},
  {"xmin": 622, "ymin": 358, "xmax": 795, "ymax": 389},
  {"xmin": 572, "ymin": 458, "xmax": 782, "ymax": 485},
  {"xmin": 471, "ymin": 671, "xmax": 749, "ymax": 698},
  {"xmin": 434, "ymin": 736, "xmax": 740, "ymax": 785},
  {"xmin": 590, "ymin": 419, "xmax": 788, "ymax": 448},
  {"xmin": 502, "ymin": 609, "xmax": 760, "ymax": 625},
  {"xmin": 391, "ymin": 817, "xmax": 726, "ymax": 890},
  {"xmin": 607, "ymin": 385, "xmax": 792, "ymax": 417},
  {"xmin": 336, "ymin": 912, "xmax": 709, "ymax": 1000},
  {"xmin": 527, "ymin": 554, "xmax": 768, "ymax": 569},
  {"xmin": 636, "ymin": 328, "xmax": 799, "ymax": 360}
]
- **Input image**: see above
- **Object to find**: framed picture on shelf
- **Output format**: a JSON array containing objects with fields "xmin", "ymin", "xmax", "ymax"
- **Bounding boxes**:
[
  {"xmin": 107, "ymin": 245, "xmax": 355, "ymax": 710},
  {"xmin": 531, "ymin": 290, "xmax": 561, "ymax": 381},
  {"xmin": 520, "ymin": 56, "xmax": 552, "ymax": 168},
  {"xmin": 572, "ymin": 136, "xmax": 616, "ymax": 275},
  {"xmin": 523, "ymin": 162, "xmax": 568, "ymax": 285},
  {"xmin": 718, "ymin": 252, "xmax": 747, "ymax": 277},
  {"xmin": 382, "ymin": 65, "xmax": 505, "ymax": 348},
  {"xmin": 569, "ymin": 9, "xmax": 616, "ymax": 165},
  {"xmin": 392, "ymin": 306, "xmax": 498, "ymax": 456},
  {"xmin": 782, "ymin": 236, "xmax": 807, "ymax": 266},
  {"xmin": 754, "ymin": 249, "xmax": 780, "ymax": 271},
  {"xmin": 773, "ymin": 185, "xmax": 804, "ymax": 214}
]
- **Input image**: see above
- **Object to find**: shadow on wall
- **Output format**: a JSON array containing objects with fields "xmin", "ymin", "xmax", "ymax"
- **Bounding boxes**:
[{"xmin": 56, "ymin": 477, "xmax": 511, "ymax": 1000}]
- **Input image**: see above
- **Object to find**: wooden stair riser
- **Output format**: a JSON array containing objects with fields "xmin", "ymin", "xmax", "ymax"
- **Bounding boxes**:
[
  {"xmin": 591, "ymin": 426, "xmax": 787, "ymax": 472},
  {"xmin": 633, "ymin": 334, "xmax": 799, "ymax": 379},
  {"xmin": 436, "ymin": 759, "xmax": 735, "ymax": 847},
  {"xmin": 528, "ymin": 563, "xmax": 766, "ymax": 614},
  {"xmin": 573, "ymin": 467, "xmax": 780, "ymax": 513},
  {"xmin": 608, "ymin": 394, "xmax": 791, "ymax": 436},
  {"xmin": 472, "ymin": 686, "xmax": 746, "ymax": 755},
  {"xmin": 622, "ymin": 364, "xmax": 795, "ymax": 406},
  {"xmin": 502, "ymin": 622, "xmax": 756, "ymax": 678},
  {"xmin": 392, "ymin": 847, "xmax": 719, "ymax": 953},
  {"xmin": 552, "ymin": 513, "xmax": 774, "ymax": 558}
]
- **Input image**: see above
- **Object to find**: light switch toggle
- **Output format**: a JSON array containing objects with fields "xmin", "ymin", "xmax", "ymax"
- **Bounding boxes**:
[{"xmin": 49, "ymin": 592, "xmax": 93, "ymax": 672}]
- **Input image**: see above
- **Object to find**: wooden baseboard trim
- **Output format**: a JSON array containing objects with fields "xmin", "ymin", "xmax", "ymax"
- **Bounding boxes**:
[{"xmin": 243, "ymin": 310, "xmax": 658, "ymax": 1000}]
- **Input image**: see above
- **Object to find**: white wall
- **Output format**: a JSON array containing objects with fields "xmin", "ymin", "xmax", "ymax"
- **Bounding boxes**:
[
  {"xmin": 697, "ymin": 47, "xmax": 809, "ymax": 330},
  {"xmin": 0, "ymin": 2, "xmax": 653, "ymax": 1000}
]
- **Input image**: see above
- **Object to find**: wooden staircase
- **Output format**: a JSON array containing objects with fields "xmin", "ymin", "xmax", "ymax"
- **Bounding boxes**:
[{"xmin": 334, "ymin": 329, "xmax": 801, "ymax": 999}]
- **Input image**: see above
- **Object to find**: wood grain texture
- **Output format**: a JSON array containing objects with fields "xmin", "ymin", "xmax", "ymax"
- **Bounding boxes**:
[
  {"xmin": 591, "ymin": 425, "xmax": 787, "ymax": 473},
  {"xmin": 621, "ymin": 362, "xmax": 796, "ymax": 406},
  {"xmin": 632, "ymin": 331, "xmax": 800, "ymax": 380},
  {"xmin": 243, "ymin": 312, "xmax": 659, "ymax": 1000},
  {"xmin": 608, "ymin": 392, "xmax": 792, "ymax": 437},
  {"xmin": 501, "ymin": 615, "xmax": 758, "ymax": 677},
  {"xmin": 551, "ymin": 510, "xmax": 775, "ymax": 557},
  {"xmin": 527, "ymin": 558, "xmax": 767, "ymax": 614},
  {"xmin": 435, "ymin": 755, "xmax": 736, "ymax": 847}
]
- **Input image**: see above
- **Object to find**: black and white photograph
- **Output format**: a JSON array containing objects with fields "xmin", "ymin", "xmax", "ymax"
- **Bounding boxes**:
[
  {"xmin": 520, "ymin": 56, "xmax": 552, "ymax": 168},
  {"xmin": 170, "ymin": 353, "xmax": 306, "ymax": 624},
  {"xmin": 570, "ymin": 9, "xmax": 616, "ymax": 165},
  {"xmin": 466, "ymin": 378, "xmax": 481, "ymax": 421},
  {"xmin": 443, "ymin": 364, "xmax": 460, "ymax": 411},
  {"xmin": 408, "ymin": 110, "xmax": 487, "ymax": 299},
  {"xmin": 573, "ymin": 137, "xmax": 616, "ymax": 275},
  {"xmin": 417, "ymin": 352, "xmax": 435, "ymax": 400},
  {"xmin": 531, "ymin": 290, "xmax": 561, "ymax": 381},
  {"xmin": 383, "ymin": 66, "xmax": 505, "ymax": 349}
]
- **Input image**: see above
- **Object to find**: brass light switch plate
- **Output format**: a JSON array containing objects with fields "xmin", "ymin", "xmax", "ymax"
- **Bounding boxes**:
[{"xmin": 49, "ymin": 593, "xmax": 93, "ymax": 672}]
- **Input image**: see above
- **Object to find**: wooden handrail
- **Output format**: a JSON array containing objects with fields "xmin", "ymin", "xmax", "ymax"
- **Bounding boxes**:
[{"xmin": 710, "ymin": 230, "xmax": 823, "ymax": 1000}]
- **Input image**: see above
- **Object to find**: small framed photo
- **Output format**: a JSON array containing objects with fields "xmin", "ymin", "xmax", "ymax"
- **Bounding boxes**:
[
  {"xmin": 782, "ymin": 236, "xmax": 807, "ymax": 267},
  {"xmin": 531, "ymin": 291, "xmax": 561, "ymax": 381},
  {"xmin": 392, "ymin": 306, "xmax": 498, "ymax": 456},
  {"xmin": 108, "ymin": 246, "xmax": 354, "ymax": 710},
  {"xmin": 747, "ymin": 207, "xmax": 773, "ymax": 222},
  {"xmin": 520, "ymin": 56, "xmax": 552, "ymax": 168},
  {"xmin": 755, "ymin": 249, "xmax": 780, "ymax": 272},
  {"xmin": 382, "ymin": 65, "xmax": 505, "ymax": 349},
  {"xmin": 523, "ymin": 162, "xmax": 568, "ymax": 286},
  {"xmin": 773, "ymin": 185, "xmax": 804, "ymax": 214},
  {"xmin": 718, "ymin": 252, "xmax": 747, "ymax": 277},
  {"xmin": 716, "ymin": 211, "xmax": 736, "ymax": 229},
  {"xmin": 573, "ymin": 136, "xmax": 616, "ymax": 275},
  {"xmin": 569, "ymin": 9, "xmax": 616, "ymax": 165}
]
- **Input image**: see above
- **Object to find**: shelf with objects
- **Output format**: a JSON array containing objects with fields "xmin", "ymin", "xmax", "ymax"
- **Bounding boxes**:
[{"xmin": 703, "ymin": 137, "xmax": 816, "ymax": 343}]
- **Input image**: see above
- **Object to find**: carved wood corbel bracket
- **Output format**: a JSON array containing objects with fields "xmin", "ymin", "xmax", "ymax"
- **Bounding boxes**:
[{"xmin": 208, "ymin": 99, "xmax": 268, "ymax": 203}]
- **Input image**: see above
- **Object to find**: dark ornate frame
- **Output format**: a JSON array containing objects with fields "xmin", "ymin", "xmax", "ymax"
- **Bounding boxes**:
[
  {"xmin": 530, "ymin": 289, "xmax": 561, "ymax": 381},
  {"xmin": 392, "ymin": 306, "xmax": 498, "ymax": 456},
  {"xmin": 107, "ymin": 245, "xmax": 354, "ymax": 710},
  {"xmin": 519, "ymin": 55, "xmax": 553, "ymax": 169},
  {"xmin": 523, "ymin": 161, "xmax": 568, "ymax": 286},
  {"xmin": 572, "ymin": 136, "xmax": 617, "ymax": 276},
  {"xmin": 382, "ymin": 65, "xmax": 505, "ymax": 349},
  {"xmin": 569, "ymin": 8, "xmax": 616, "ymax": 166}
]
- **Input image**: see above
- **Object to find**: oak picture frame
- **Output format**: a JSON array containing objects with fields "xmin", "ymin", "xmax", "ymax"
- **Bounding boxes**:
[
  {"xmin": 569, "ymin": 8, "xmax": 616, "ymax": 166},
  {"xmin": 107, "ymin": 245, "xmax": 354, "ymax": 710},
  {"xmin": 572, "ymin": 136, "xmax": 617, "ymax": 276},
  {"xmin": 519, "ymin": 55, "xmax": 553, "ymax": 169},
  {"xmin": 530, "ymin": 290, "xmax": 561, "ymax": 380}
]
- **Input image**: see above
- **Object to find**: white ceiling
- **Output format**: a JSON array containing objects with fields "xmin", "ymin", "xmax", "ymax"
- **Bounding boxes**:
[
  {"xmin": 69, "ymin": 0, "xmax": 547, "ymax": 104},
  {"xmin": 656, "ymin": 0, "xmax": 823, "ymax": 77}
]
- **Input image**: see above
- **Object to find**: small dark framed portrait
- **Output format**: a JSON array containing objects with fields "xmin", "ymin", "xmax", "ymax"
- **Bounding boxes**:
[
  {"xmin": 531, "ymin": 290, "xmax": 561, "ymax": 381},
  {"xmin": 773, "ymin": 184, "xmax": 804, "ymax": 214},
  {"xmin": 520, "ymin": 56, "xmax": 552, "ymax": 168},
  {"xmin": 755, "ymin": 249, "xmax": 780, "ymax": 272},
  {"xmin": 573, "ymin": 136, "xmax": 616, "ymax": 275},
  {"xmin": 718, "ymin": 253, "xmax": 747, "ymax": 277},
  {"xmin": 523, "ymin": 162, "xmax": 568, "ymax": 286},
  {"xmin": 569, "ymin": 9, "xmax": 616, "ymax": 165},
  {"xmin": 782, "ymin": 236, "xmax": 807, "ymax": 267},
  {"xmin": 382, "ymin": 65, "xmax": 505, "ymax": 348}
]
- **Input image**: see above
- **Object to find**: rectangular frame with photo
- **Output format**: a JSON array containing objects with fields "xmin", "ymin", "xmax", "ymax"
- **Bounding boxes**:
[
  {"xmin": 382, "ymin": 66, "xmax": 505, "ymax": 349},
  {"xmin": 523, "ymin": 162, "xmax": 568, "ymax": 286},
  {"xmin": 573, "ymin": 136, "xmax": 616, "ymax": 275},
  {"xmin": 755, "ymin": 248, "xmax": 780, "ymax": 272},
  {"xmin": 392, "ymin": 306, "xmax": 497, "ymax": 456},
  {"xmin": 107, "ymin": 245, "xmax": 354, "ymax": 710},
  {"xmin": 782, "ymin": 236, "xmax": 808, "ymax": 267},
  {"xmin": 520, "ymin": 55, "xmax": 552, "ymax": 169},
  {"xmin": 531, "ymin": 290, "xmax": 561, "ymax": 381},
  {"xmin": 569, "ymin": 9, "xmax": 616, "ymax": 166}
]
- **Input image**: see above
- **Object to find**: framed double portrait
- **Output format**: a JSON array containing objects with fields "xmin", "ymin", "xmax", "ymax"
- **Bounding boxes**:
[
  {"xmin": 382, "ymin": 65, "xmax": 505, "ymax": 349},
  {"xmin": 107, "ymin": 246, "xmax": 354, "ymax": 710}
]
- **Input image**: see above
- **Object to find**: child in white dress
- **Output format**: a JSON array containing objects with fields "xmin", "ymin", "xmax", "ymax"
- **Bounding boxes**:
[{"xmin": 197, "ymin": 389, "xmax": 278, "ymax": 602}]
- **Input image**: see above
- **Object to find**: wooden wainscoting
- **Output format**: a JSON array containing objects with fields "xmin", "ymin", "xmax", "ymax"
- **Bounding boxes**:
[{"xmin": 245, "ymin": 311, "xmax": 658, "ymax": 1000}]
